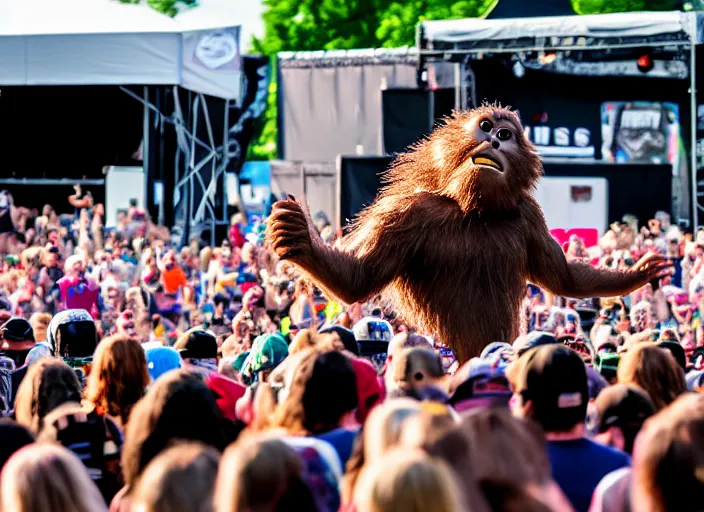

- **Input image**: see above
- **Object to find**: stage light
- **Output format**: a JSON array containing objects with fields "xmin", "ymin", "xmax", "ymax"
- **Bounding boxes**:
[
  {"xmin": 539, "ymin": 52, "xmax": 557, "ymax": 65},
  {"xmin": 637, "ymin": 54, "xmax": 654, "ymax": 73}
]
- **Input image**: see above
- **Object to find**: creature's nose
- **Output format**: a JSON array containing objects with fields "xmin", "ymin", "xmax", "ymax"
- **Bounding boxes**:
[{"xmin": 492, "ymin": 140, "xmax": 500, "ymax": 150}]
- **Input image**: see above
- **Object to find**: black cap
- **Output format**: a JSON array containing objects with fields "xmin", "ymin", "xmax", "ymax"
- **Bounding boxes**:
[
  {"xmin": 659, "ymin": 340, "xmax": 687, "ymax": 370},
  {"xmin": 319, "ymin": 325, "xmax": 359, "ymax": 356},
  {"xmin": 591, "ymin": 384, "xmax": 655, "ymax": 434},
  {"xmin": 1, "ymin": 318, "xmax": 34, "ymax": 342},
  {"xmin": 175, "ymin": 330, "xmax": 218, "ymax": 360},
  {"xmin": 517, "ymin": 345, "xmax": 588, "ymax": 432}
]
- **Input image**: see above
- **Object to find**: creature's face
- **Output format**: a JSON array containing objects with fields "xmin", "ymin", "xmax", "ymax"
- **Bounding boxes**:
[{"xmin": 429, "ymin": 106, "xmax": 541, "ymax": 213}]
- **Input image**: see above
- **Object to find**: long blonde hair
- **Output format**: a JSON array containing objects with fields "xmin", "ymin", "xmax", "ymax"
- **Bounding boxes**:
[
  {"xmin": 0, "ymin": 443, "xmax": 106, "ymax": 512},
  {"xmin": 130, "ymin": 442, "xmax": 220, "ymax": 512},
  {"xmin": 353, "ymin": 448, "xmax": 466, "ymax": 512}
]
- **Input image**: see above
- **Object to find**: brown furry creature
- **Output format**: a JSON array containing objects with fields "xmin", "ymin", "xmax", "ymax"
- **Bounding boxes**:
[{"xmin": 267, "ymin": 105, "xmax": 671, "ymax": 363}]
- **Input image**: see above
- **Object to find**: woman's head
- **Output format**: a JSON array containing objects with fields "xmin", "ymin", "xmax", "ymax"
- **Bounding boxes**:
[
  {"xmin": 459, "ymin": 408, "xmax": 551, "ymax": 486},
  {"xmin": 85, "ymin": 335, "xmax": 150, "ymax": 426},
  {"xmin": 130, "ymin": 442, "xmax": 220, "ymax": 512},
  {"xmin": 1, "ymin": 443, "xmax": 106, "ymax": 512},
  {"xmin": 214, "ymin": 434, "xmax": 317, "ymax": 512},
  {"xmin": 353, "ymin": 448, "xmax": 466, "ymax": 512},
  {"xmin": 632, "ymin": 393, "xmax": 704, "ymax": 512},
  {"xmin": 121, "ymin": 369, "xmax": 227, "ymax": 486},
  {"xmin": 14, "ymin": 358, "xmax": 82, "ymax": 433},
  {"xmin": 617, "ymin": 343, "xmax": 686, "ymax": 411}
]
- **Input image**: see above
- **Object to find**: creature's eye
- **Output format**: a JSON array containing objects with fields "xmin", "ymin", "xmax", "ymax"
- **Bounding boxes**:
[
  {"xmin": 479, "ymin": 119, "xmax": 493, "ymax": 132},
  {"xmin": 497, "ymin": 128, "xmax": 513, "ymax": 141}
]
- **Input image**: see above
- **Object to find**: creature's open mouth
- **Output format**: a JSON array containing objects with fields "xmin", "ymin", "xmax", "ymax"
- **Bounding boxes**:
[{"xmin": 472, "ymin": 155, "xmax": 502, "ymax": 172}]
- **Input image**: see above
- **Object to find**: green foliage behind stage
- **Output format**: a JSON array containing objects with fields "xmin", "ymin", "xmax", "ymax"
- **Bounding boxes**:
[{"xmin": 247, "ymin": 0, "xmax": 684, "ymax": 161}]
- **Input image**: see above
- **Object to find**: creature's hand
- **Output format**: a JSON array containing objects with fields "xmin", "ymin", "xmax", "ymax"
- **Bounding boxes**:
[
  {"xmin": 266, "ymin": 197, "xmax": 318, "ymax": 265},
  {"xmin": 627, "ymin": 253, "xmax": 673, "ymax": 287}
]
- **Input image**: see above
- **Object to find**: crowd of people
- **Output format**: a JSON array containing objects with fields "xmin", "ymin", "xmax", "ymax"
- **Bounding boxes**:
[{"xmin": 0, "ymin": 187, "xmax": 702, "ymax": 512}]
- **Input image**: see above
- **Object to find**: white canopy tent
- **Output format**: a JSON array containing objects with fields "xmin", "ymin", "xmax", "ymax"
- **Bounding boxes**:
[
  {"xmin": 0, "ymin": 0, "xmax": 243, "ymax": 101},
  {"xmin": 420, "ymin": 11, "xmax": 703, "ymax": 51},
  {"xmin": 0, "ymin": 0, "xmax": 251, "ymax": 244}
]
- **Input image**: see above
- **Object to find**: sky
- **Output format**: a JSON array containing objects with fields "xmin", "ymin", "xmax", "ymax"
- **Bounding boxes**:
[{"xmin": 238, "ymin": 0, "xmax": 265, "ymax": 53}]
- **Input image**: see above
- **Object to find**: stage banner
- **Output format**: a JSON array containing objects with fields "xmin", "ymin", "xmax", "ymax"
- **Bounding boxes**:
[{"xmin": 601, "ymin": 102, "xmax": 681, "ymax": 166}]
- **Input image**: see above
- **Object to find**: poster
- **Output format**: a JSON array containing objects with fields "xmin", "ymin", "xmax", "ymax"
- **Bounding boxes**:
[{"xmin": 601, "ymin": 102, "xmax": 680, "ymax": 166}]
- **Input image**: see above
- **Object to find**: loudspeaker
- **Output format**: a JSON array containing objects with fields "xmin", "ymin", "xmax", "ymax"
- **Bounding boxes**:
[
  {"xmin": 382, "ymin": 88, "xmax": 456, "ymax": 155},
  {"xmin": 338, "ymin": 155, "xmax": 392, "ymax": 229}
]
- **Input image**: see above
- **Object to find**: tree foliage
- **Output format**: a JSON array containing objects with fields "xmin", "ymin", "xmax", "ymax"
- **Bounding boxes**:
[
  {"xmin": 248, "ymin": 0, "xmax": 685, "ymax": 160},
  {"xmin": 119, "ymin": 0, "xmax": 197, "ymax": 17},
  {"xmin": 573, "ymin": 0, "xmax": 681, "ymax": 14}
]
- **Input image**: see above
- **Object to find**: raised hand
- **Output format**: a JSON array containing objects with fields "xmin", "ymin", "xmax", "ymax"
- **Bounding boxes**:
[
  {"xmin": 628, "ymin": 252, "xmax": 674, "ymax": 287},
  {"xmin": 266, "ymin": 197, "xmax": 318, "ymax": 265}
]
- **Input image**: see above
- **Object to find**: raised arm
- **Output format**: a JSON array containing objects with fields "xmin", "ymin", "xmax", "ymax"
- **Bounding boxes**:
[
  {"xmin": 266, "ymin": 195, "xmax": 431, "ymax": 305},
  {"xmin": 524, "ymin": 200, "xmax": 671, "ymax": 298}
]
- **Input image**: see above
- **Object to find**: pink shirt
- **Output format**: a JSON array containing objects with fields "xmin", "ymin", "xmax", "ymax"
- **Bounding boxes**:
[{"xmin": 57, "ymin": 276, "xmax": 101, "ymax": 319}]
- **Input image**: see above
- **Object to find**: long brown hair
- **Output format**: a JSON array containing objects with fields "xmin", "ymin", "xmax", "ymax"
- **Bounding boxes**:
[
  {"xmin": 632, "ymin": 393, "xmax": 704, "ymax": 512},
  {"xmin": 14, "ymin": 359, "xmax": 82, "ymax": 433},
  {"xmin": 617, "ymin": 343, "xmax": 686, "ymax": 411},
  {"xmin": 85, "ymin": 335, "xmax": 150, "ymax": 427},
  {"xmin": 130, "ymin": 442, "xmax": 220, "ymax": 512}
]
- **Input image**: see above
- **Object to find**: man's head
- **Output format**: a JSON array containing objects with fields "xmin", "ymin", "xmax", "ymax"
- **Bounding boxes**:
[
  {"xmin": 510, "ymin": 344, "xmax": 588, "ymax": 434},
  {"xmin": 0, "ymin": 318, "xmax": 35, "ymax": 367},
  {"xmin": 64, "ymin": 255, "xmax": 85, "ymax": 278},
  {"xmin": 588, "ymin": 384, "xmax": 655, "ymax": 455}
]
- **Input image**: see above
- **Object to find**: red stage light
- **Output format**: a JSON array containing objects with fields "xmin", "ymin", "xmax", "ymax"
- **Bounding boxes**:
[{"xmin": 637, "ymin": 54, "xmax": 654, "ymax": 73}]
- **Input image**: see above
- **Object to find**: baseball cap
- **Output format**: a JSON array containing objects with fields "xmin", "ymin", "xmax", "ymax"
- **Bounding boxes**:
[
  {"xmin": 595, "ymin": 351, "xmax": 620, "ymax": 382},
  {"xmin": 392, "ymin": 347, "xmax": 445, "ymax": 388},
  {"xmin": 1, "ymin": 318, "xmax": 34, "ymax": 342},
  {"xmin": 319, "ymin": 325, "xmax": 359, "ymax": 356},
  {"xmin": 174, "ymin": 330, "xmax": 218, "ymax": 360},
  {"xmin": 353, "ymin": 317, "xmax": 393, "ymax": 356},
  {"xmin": 659, "ymin": 340, "xmax": 687, "ymax": 370},
  {"xmin": 449, "ymin": 356, "xmax": 511, "ymax": 412},
  {"xmin": 514, "ymin": 345, "xmax": 588, "ymax": 432},
  {"xmin": 512, "ymin": 331, "xmax": 559, "ymax": 357},
  {"xmin": 589, "ymin": 384, "xmax": 655, "ymax": 434}
]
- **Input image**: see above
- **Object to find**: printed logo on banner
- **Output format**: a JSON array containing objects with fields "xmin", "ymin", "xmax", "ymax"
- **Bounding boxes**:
[
  {"xmin": 523, "ymin": 125, "xmax": 593, "ymax": 157},
  {"xmin": 194, "ymin": 30, "xmax": 239, "ymax": 70}
]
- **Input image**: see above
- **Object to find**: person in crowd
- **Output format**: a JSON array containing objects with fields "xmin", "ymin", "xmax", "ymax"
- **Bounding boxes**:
[
  {"xmin": 509, "ymin": 345, "xmax": 631, "ymax": 512},
  {"xmin": 587, "ymin": 383, "xmax": 655, "ymax": 455},
  {"xmin": 1, "ymin": 443, "xmax": 107, "ymax": 512},
  {"xmin": 84, "ymin": 334, "xmax": 150, "ymax": 430},
  {"xmin": 129, "ymin": 442, "xmax": 220, "ymax": 512},
  {"xmin": 616, "ymin": 342, "xmax": 686, "ymax": 411}
]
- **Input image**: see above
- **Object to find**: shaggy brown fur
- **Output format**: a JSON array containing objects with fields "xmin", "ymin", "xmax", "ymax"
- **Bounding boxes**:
[{"xmin": 267, "ymin": 105, "xmax": 671, "ymax": 362}]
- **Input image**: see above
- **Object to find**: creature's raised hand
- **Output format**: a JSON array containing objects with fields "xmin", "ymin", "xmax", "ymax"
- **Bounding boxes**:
[
  {"xmin": 266, "ymin": 197, "xmax": 318, "ymax": 265},
  {"xmin": 627, "ymin": 252, "xmax": 674, "ymax": 288}
]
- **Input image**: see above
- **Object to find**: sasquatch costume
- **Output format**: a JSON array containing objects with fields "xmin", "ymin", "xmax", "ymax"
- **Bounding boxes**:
[{"xmin": 266, "ymin": 105, "xmax": 671, "ymax": 363}]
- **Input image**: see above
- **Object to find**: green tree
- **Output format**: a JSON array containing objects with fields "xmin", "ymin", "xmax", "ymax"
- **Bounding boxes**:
[
  {"xmin": 377, "ymin": 0, "xmax": 494, "ymax": 48},
  {"xmin": 119, "ymin": 0, "xmax": 197, "ymax": 17},
  {"xmin": 573, "ymin": 0, "xmax": 681, "ymax": 13}
]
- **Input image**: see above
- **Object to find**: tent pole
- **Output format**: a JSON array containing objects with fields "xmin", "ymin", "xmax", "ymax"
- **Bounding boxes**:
[
  {"xmin": 691, "ymin": 40, "xmax": 698, "ymax": 233},
  {"xmin": 143, "ymin": 86, "xmax": 151, "ymax": 220}
]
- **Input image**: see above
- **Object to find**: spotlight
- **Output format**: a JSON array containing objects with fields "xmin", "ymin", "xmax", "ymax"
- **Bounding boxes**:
[
  {"xmin": 637, "ymin": 54, "xmax": 654, "ymax": 73},
  {"xmin": 539, "ymin": 52, "xmax": 557, "ymax": 65},
  {"xmin": 513, "ymin": 61, "xmax": 525, "ymax": 78}
]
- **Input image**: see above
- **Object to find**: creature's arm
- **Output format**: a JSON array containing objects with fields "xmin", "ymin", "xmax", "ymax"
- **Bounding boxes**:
[
  {"xmin": 525, "ymin": 201, "xmax": 671, "ymax": 298},
  {"xmin": 267, "ymin": 195, "xmax": 431, "ymax": 305}
]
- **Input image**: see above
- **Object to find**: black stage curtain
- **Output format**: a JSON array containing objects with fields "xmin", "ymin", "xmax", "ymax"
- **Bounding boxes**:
[{"xmin": 338, "ymin": 155, "xmax": 672, "ymax": 229}]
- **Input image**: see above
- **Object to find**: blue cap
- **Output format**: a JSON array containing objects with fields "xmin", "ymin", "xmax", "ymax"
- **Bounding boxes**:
[{"xmin": 144, "ymin": 345, "xmax": 183, "ymax": 381}]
